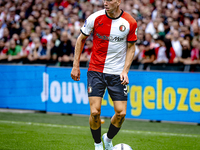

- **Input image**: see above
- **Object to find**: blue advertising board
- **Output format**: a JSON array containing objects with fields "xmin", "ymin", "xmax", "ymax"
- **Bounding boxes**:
[
  {"xmin": 126, "ymin": 71, "xmax": 200, "ymax": 123},
  {"xmin": 0, "ymin": 65, "xmax": 200, "ymax": 123},
  {"xmin": 44, "ymin": 67, "xmax": 200, "ymax": 123},
  {"xmin": 45, "ymin": 67, "xmax": 90, "ymax": 114},
  {"xmin": 0, "ymin": 65, "xmax": 46, "ymax": 110}
]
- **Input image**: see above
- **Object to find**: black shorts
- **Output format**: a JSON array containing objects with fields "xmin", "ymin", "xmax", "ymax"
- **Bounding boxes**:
[{"xmin": 87, "ymin": 71, "xmax": 127, "ymax": 101}]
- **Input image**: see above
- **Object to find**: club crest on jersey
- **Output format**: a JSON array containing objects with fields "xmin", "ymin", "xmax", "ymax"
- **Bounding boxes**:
[
  {"xmin": 119, "ymin": 25, "xmax": 126, "ymax": 32},
  {"xmin": 88, "ymin": 86, "xmax": 92, "ymax": 93}
]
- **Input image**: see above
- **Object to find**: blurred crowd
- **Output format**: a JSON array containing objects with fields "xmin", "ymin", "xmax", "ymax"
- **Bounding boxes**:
[{"xmin": 0, "ymin": 0, "xmax": 199, "ymax": 67}]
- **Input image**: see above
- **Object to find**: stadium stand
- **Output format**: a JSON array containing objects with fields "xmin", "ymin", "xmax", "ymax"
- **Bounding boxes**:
[{"xmin": 0, "ymin": 0, "xmax": 199, "ymax": 72}]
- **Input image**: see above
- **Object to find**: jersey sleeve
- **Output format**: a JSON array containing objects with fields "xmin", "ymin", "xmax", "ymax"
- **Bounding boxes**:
[
  {"xmin": 127, "ymin": 21, "xmax": 137, "ymax": 43},
  {"xmin": 80, "ymin": 14, "xmax": 95, "ymax": 36}
]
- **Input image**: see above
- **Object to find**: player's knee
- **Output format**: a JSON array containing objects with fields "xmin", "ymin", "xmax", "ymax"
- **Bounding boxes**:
[
  {"xmin": 91, "ymin": 110, "xmax": 101, "ymax": 118},
  {"xmin": 116, "ymin": 112, "xmax": 126, "ymax": 119}
]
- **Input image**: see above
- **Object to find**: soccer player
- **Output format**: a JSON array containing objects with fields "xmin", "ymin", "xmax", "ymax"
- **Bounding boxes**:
[{"xmin": 71, "ymin": 0, "xmax": 137, "ymax": 149}]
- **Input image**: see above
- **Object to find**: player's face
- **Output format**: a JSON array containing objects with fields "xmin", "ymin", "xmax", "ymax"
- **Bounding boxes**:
[{"xmin": 103, "ymin": 0, "xmax": 120, "ymax": 13}]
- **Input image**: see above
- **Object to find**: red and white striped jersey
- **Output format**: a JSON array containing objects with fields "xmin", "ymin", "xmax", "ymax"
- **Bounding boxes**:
[{"xmin": 81, "ymin": 9, "xmax": 137, "ymax": 75}]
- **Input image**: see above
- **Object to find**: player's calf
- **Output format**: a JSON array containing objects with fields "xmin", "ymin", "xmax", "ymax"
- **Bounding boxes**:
[
  {"xmin": 90, "ymin": 110, "xmax": 101, "ymax": 128},
  {"xmin": 112, "ymin": 111, "xmax": 126, "ymax": 127}
]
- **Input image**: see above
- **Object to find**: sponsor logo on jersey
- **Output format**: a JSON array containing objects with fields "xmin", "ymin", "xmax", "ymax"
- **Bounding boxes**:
[
  {"xmin": 119, "ymin": 25, "xmax": 126, "ymax": 32},
  {"xmin": 96, "ymin": 33, "xmax": 124, "ymax": 42},
  {"xmin": 98, "ymin": 22, "xmax": 103, "ymax": 26}
]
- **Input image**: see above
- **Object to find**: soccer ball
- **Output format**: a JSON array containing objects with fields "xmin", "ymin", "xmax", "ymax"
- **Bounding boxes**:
[{"xmin": 112, "ymin": 143, "xmax": 132, "ymax": 150}]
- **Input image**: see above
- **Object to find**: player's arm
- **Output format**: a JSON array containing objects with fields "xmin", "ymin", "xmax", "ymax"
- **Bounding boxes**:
[
  {"xmin": 71, "ymin": 33, "xmax": 88, "ymax": 81},
  {"xmin": 120, "ymin": 42, "xmax": 136, "ymax": 85}
]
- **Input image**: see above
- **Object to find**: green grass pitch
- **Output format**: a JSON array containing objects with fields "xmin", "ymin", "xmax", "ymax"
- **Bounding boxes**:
[{"xmin": 0, "ymin": 112, "xmax": 200, "ymax": 150}]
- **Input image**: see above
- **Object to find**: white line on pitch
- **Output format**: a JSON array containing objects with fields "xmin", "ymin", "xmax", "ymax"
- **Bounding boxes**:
[{"xmin": 0, "ymin": 120, "xmax": 199, "ymax": 138}]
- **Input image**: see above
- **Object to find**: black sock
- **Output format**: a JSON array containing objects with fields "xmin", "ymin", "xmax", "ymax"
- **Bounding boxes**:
[
  {"xmin": 90, "ymin": 126, "xmax": 101, "ymax": 143},
  {"xmin": 107, "ymin": 123, "xmax": 120, "ymax": 139}
]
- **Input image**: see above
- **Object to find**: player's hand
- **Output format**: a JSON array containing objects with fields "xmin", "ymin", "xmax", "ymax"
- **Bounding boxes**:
[
  {"xmin": 71, "ymin": 67, "xmax": 81, "ymax": 81},
  {"xmin": 120, "ymin": 72, "xmax": 129, "ymax": 85}
]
